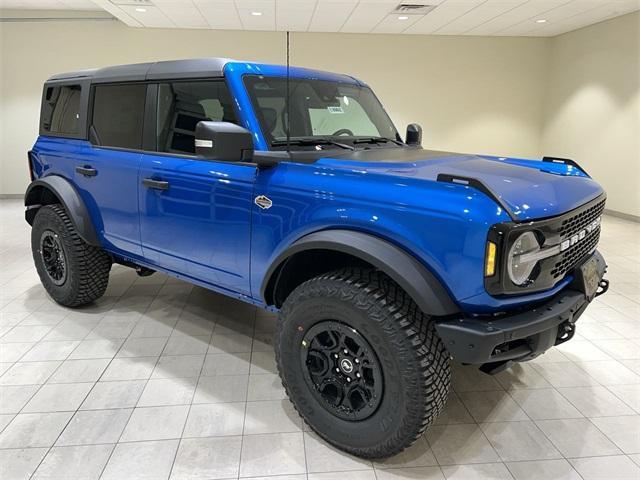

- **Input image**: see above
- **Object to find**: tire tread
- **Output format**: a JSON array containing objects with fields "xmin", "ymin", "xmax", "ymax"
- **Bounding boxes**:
[
  {"xmin": 32, "ymin": 204, "xmax": 111, "ymax": 307},
  {"xmin": 275, "ymin": 267, "xmax": 451, "ymax": 459}
]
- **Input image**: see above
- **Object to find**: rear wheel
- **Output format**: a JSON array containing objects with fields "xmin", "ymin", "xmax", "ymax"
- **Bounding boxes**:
[
  {"xmin": 31, "ymin": 204, "xmax": 111, "ymax": 307},
  {"xmin": 275, "ymin": 268, "xmax": 451, "ymax": 458}
]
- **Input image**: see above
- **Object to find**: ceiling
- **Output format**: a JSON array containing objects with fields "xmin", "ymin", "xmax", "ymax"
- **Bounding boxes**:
[{"xmin": 1, "ymin": 0, "xmax": 639, "ymax": 36}]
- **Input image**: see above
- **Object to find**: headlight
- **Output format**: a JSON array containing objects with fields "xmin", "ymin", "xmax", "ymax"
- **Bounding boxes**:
[{"xmin": 507, "ymin": 231, "xmax": 540, "ymax": 286}]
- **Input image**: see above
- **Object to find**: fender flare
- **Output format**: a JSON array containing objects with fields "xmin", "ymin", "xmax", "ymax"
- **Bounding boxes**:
[
  {"xmin": 24, "ymin": 176, "xmax": 100, "ymax": 246},
  {"xmin": 261, "ymin": 229, "xmax": 459, "ymax": 317}
]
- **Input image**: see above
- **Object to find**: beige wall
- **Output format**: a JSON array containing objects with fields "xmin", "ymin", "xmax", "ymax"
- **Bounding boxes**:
[
  {"xmin": 0, "ymin": 21, "xmax": 285, "ymax": 194},
  {"xmin": 542, "ymin": 12, "xmax": 639, "ymax": 217},
  {"xmin": 1, "ymin": 14, "xmax": 638, "ymax": 217},
  {"xmin": 0, "ymin": 19, "xmax": 548, "ymax": 195}
]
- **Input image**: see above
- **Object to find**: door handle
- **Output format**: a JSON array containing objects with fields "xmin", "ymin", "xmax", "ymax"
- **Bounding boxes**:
[
  {"xmin": 142, "ymin": 178, "xmax": 170, "ymax": 191},
  {"xmin": 76, "ymin": 166, "xmax": 97, "ymax": 177}
]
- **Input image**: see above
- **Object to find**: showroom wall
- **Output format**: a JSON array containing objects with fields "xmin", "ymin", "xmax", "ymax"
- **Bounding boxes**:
[
  {"xmin": 542, "ymin": 11, "xmax": 639, "ymax": 218},
  {"xmin": 0, "ymin": 12, "xmax": 637, "ymax": 217},
  {"xmin": 0, "ymin": 19, "xmax": 548, "ymax": 196}
]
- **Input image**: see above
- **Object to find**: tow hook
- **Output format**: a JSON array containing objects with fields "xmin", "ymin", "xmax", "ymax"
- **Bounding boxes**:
[
  {"xmin": 595, "ymin": 278, "xmax": 609, "ymax": 297},
  {"xmin": 556, "ymin": 321, "xmax": 576, "ymax": 345}
]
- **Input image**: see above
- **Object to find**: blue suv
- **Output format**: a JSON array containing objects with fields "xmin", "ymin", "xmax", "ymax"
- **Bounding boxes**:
[{"xmin": 26, "ymin": 58, "xmax": 609, "ymax": 458}]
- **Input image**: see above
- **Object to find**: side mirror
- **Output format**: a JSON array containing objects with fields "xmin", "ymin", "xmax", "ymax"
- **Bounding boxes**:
[
  {"xmin": 406, "ymin": 123, "xmax": 422, "ymax": 147},
  {"xmin": 195, "ymin": 121, "xmax": 254, "ymax": 162}
]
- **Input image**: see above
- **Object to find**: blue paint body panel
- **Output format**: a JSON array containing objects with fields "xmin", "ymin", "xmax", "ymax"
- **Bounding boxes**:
[
  {"xmin": 29, "ymin": 60, "xmax": 606, "ymax": 316},
  {"xmin": 138, "ymin": 153, "xmax": 256, "ymax": 297}
]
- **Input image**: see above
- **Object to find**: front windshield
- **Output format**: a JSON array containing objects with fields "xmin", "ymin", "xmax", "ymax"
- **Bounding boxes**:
[{"xmin": 244, "ymin": 75, "xmax": 401, "ymax": 150}]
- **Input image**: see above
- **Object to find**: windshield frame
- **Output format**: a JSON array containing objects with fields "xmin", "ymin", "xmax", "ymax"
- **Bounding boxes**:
[{"xmin": 243, "ymin": 74, "xmax": 402, "ymax": 151}]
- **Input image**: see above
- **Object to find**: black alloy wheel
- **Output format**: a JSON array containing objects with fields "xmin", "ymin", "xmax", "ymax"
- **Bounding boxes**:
[
  {"xmin": 301, "ymin": 320, "xmax": 383, "ymax": 421},
  {"xmin": 39, "ymin": 230, "xmax": 67, "ymax": 286}
]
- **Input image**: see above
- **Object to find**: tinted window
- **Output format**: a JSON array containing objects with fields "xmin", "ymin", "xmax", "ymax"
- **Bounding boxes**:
[
  {"xmin": 156, "ymin": 81, "xmax": 237, "ymax": 154},
  {"xmin": 92, "ymin": 84, "xmax": 146, "ymax": 149},
  {"xmin": 42, "ymin": 85, "xmax": 82, "ymax": 135}
]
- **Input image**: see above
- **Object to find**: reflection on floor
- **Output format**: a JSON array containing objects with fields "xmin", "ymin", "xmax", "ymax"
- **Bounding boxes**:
[{"xmin": 1, "ymin": 199, "xmax": 639, "ymax": 480}]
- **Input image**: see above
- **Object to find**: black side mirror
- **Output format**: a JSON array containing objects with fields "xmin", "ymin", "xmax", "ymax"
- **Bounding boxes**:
[
  {"xmin": 406, "ymin": 123, "xmax": 422, "ymax": 147},
  {"xmin": 195, "ymin": 121, "xmax": 254, "ymax": 162}
]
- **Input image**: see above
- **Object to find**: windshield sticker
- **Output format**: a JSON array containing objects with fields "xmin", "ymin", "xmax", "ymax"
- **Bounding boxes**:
[{"xmin": 327, "ymin": 106, "xmax": 344, "ymax": 114}]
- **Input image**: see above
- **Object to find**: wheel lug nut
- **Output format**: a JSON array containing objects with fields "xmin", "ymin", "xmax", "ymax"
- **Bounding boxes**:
[
  {"xmin": 355, "ymin": 359, "xmax": 359, "ymax": 364},
  {"xmin": 335, "ymin": 368, "xmax": 340, "ymax": 373},
  {"xmin": 334, "ymin": 354, "xmax": 339, "ymax": 358},
  {"xmin": 343, "ymin": 349, "xmax": 348, "ymax": 354},
  {"xmin": 346, "ymin": 377, "xmax": 351, "ymax": 382},
  {"xmin": 356, "ymin": 373, "xmax": 361, "ymax": 378}
]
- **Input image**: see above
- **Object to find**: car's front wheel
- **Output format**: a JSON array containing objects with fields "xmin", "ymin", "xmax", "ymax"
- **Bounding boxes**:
[
  {"xmin": 31, "ymin": 204, "xmax": 111, "ymax": 307},
  {"xmin": 275, "ymin": 268, "xmax": 451, "ymax": 458}
]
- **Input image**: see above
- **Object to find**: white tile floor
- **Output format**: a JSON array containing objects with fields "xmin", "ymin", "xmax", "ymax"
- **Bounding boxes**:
[{"xmin": 1, "ymin": 198, "xmax": 639, "ymax": 480}]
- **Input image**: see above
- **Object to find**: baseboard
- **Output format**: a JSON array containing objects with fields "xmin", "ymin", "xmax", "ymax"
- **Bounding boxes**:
[
  {"xmin": 0, "ymin": 194, "xmax": 24, "ymax": 199},
  {"xmin": 604, "ymin": 208, "xmax": 640, "ymax": 223}
]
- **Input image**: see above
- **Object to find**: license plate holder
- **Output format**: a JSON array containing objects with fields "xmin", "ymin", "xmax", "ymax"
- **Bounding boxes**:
[{"xmin": 578, "ymin": 256, "xmax": 601, "ymax": 301}]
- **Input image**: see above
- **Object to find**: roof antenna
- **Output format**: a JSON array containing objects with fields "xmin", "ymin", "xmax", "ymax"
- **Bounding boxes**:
[{"xmin": 286, "ymin": 30, "xmax": 291, "ymax": 154}]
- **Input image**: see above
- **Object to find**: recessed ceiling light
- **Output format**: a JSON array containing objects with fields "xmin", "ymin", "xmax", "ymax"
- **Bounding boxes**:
[
  {"xmin": 536, "ymin": 19, "xmax": 547, "ymax": 23},
  {"xmin": 251, "ymin": 11, "xmax": 262, "ymax": 16},
  {"xmin": 398, "ymin": 15, "xmax": 409, "ymax": 20},
  {"xmin": 135, "ymin": 7, "xmax": 146, "ymax": 12}
]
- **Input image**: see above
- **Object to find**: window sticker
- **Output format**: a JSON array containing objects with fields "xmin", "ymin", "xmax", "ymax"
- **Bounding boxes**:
[{"xmin": 327, "ymin": 106, "xmax": 344, "ymax": 114}]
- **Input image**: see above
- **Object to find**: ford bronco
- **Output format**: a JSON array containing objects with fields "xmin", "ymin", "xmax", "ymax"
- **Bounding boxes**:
[{"xmin": 25, "ymin": 58, "xmax": 609, "ymax": 458}]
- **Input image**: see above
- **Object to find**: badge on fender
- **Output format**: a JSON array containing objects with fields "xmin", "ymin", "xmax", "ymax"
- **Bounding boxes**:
[{"xmin": 255, "ymin": 195, "xmax": 273, "ymax": 210}]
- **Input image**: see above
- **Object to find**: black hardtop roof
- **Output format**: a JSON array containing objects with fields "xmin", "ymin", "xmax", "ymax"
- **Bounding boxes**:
[{"xmin": 47, "ymin": 57, "xmax": 234, "ymax": 84}]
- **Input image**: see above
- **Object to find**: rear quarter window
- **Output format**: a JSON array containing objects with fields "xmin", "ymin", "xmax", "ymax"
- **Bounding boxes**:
[{"xmin": 41, "ymin": 84, "xmax": 82, "ymax": 135}]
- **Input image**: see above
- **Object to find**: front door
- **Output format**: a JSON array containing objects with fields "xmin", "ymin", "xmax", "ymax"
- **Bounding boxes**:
[{"xmin": 138, "ymin": 80, "xmax": 256, "ymax": 297}]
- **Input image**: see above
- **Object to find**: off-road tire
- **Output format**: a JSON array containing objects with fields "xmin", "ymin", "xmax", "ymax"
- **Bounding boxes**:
[
  {"xmin": 31, "ymin": 204, "xmax": 111, "ymax": 307},
  {"xmin": 275, "ymin": 268, "xmax": 451, "ymax": 458}
]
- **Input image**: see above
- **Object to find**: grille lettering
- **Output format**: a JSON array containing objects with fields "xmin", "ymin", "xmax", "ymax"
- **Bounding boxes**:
[{"xmin": 560, "ymin": 217, "xmax": 600, "ymax": 252}]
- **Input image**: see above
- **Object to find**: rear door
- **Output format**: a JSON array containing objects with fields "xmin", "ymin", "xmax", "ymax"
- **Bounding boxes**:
[
  {"xmin": 138, "ymin": 80, "xmax": 256, "ymax": 297},
  {"xmin": 73, "ymin": 83, "xmax": 148, "ymax": 256}
]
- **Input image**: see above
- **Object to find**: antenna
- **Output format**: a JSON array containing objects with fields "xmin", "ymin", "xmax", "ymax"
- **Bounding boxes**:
[{"xmin": 286, "ymin": 30, "xmax": 291, "ymax": 153}]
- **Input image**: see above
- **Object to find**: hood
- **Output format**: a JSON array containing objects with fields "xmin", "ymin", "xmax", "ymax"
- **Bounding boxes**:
[{"xmin": 319, "ymin": 148, "xmax": 604, "ymax": 221}]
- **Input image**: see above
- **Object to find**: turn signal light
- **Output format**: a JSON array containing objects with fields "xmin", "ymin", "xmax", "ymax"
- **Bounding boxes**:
[{"xmin": 485, "ymin": 241, "xmax": 497, "ymax": 277}]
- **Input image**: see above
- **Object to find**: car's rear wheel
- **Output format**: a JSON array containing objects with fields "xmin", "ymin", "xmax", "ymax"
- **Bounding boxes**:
[
  {"xmin": 275, "ymin": 268, "xmax": 451, "ymax": 458},
  {"xmin": 31, "ymin": 204, "xmax": 111, "ymax": 307}
]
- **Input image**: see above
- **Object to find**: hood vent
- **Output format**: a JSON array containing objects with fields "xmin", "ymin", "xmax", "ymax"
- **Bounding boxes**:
[{"xmin": 392, "ymin": 3, "xmax": 436, "ymax": 15}]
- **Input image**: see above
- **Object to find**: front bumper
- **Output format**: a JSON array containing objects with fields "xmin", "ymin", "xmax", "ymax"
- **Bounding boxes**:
[{"xmin": 435, "ymin": 250, "xmax": 608, "ymax": 366}]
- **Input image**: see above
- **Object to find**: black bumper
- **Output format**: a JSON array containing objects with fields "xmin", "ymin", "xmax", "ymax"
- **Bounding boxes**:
[{"xmin": 435, "ymin": 251, "xmax": 608, "ymax": 365}]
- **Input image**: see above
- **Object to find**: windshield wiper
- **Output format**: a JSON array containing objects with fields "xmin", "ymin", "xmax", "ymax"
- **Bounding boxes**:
[
  {"xmin": 352, "ymin": 136, "xmax": 404, "ymax": 146},
  {"xmin": 271, "ymin": 138, "xmax": 354, "ymax": 150}
]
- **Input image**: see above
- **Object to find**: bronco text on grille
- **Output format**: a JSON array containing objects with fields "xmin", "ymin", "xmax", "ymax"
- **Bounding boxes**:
[{"xmin": 551, "ymin": 199, "xmax": 605, "ymax": 278}]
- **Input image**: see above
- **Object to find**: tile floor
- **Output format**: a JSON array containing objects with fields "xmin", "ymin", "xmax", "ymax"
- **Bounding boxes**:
[{"xmin": 1, "ymin": 198, "xmax": 639, "ymax": 480}]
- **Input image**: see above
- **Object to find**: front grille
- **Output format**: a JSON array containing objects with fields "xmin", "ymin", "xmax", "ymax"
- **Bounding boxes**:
[
  {"xmin": 550, "ymin": 228, "xmax": 601, "ymax": 279},
  {"xmin": 485, "ymin": 194, "xmax": 607, "ymax": 296},
  {"xmin": 559, "ymin": 199, "xmax": 605, "ymax": 238},
  {"xmin": 551, "ymin": 198, "xmax": 605, "ymax": 279}
]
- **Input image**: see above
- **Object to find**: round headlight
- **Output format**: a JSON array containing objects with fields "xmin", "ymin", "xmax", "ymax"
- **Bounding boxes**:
[{"xmin": 507, "ymin": 231, "xmax": 540, "ymax": 286}]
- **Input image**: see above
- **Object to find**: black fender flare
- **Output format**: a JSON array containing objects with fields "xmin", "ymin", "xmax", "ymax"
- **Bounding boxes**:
[
  {"xmin": 261, "ymin": 229, "xmax": 459, "ymax": 317},
  {"xmin": 24, "ymin": 176, "xmax": 100, "ymax": 246}
]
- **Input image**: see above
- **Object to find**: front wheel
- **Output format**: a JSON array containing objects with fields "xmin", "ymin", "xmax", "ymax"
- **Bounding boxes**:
[{"xmin": 275, "ymin": 268, "xmax": 451, "ymax": 459}]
